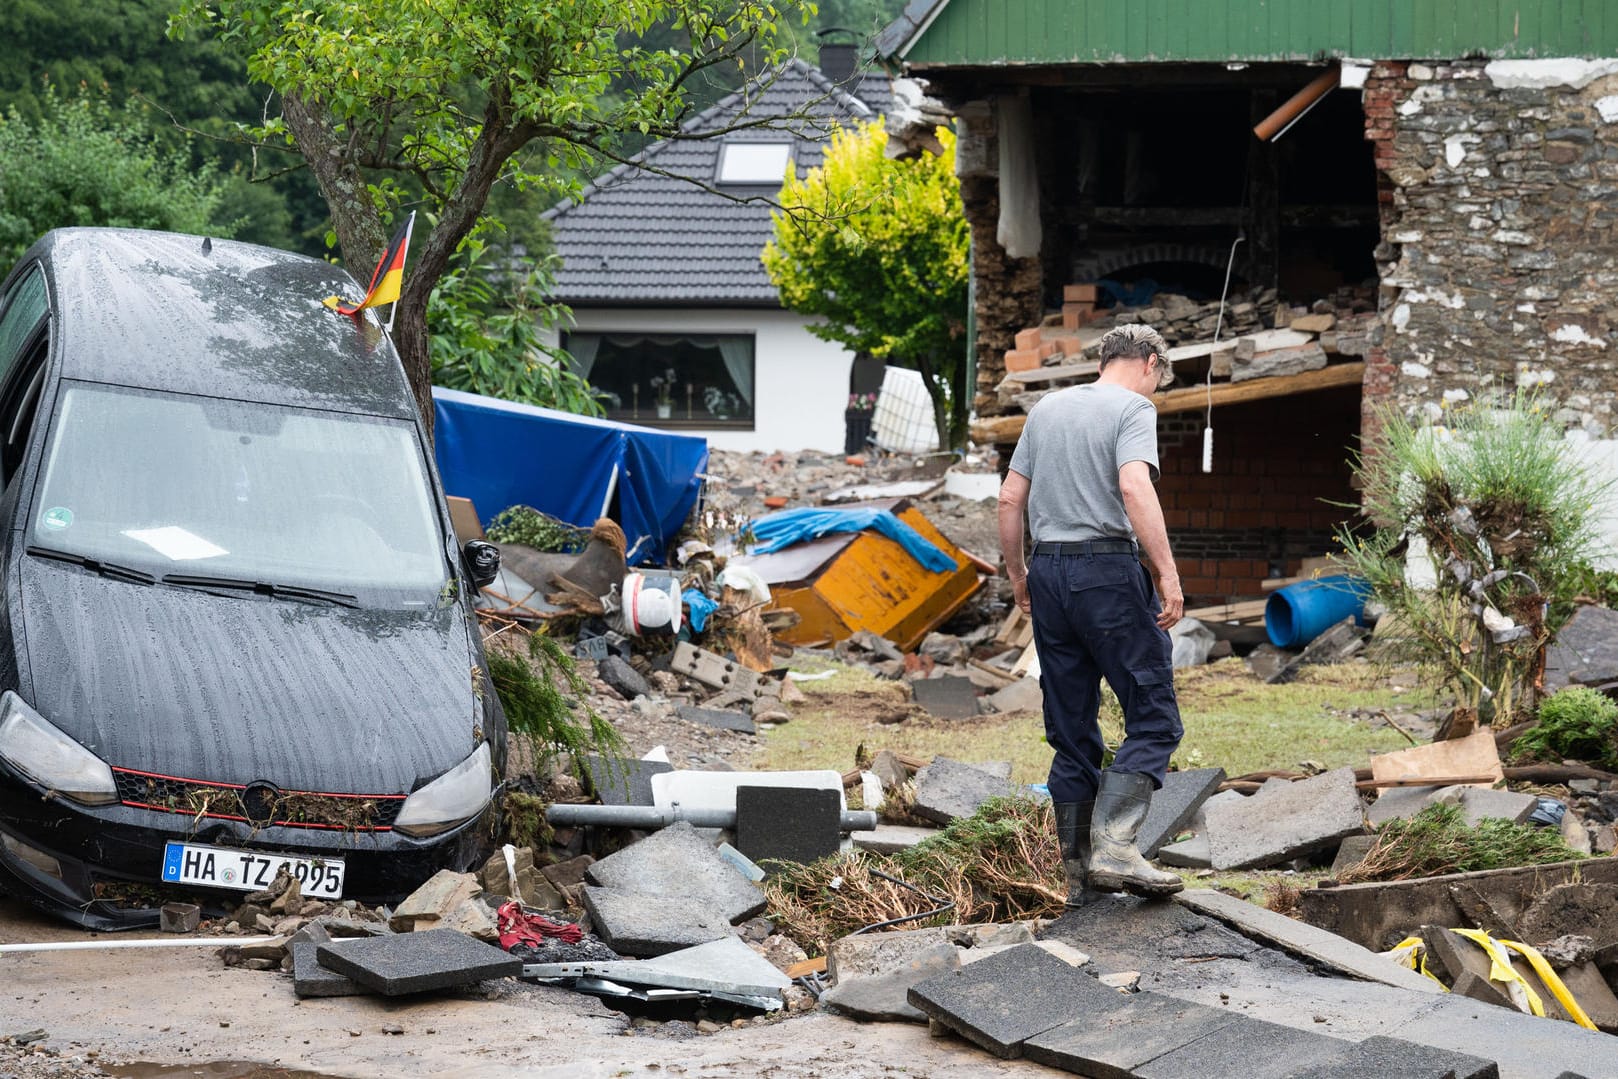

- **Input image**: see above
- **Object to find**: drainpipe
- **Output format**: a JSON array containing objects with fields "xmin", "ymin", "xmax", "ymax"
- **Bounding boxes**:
[{"xmin": 1253, "ymin": 65, "xmax": 1342, "ymax": 142}]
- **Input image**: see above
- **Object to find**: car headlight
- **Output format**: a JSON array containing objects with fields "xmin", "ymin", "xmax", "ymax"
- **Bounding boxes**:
[
  {"xmin": 0, "ymin": 691, "xmax": 118, "ymax": 806},
  {"xmin": 393, "ymin": 742, "xmax": 492, "ymax": 837}
]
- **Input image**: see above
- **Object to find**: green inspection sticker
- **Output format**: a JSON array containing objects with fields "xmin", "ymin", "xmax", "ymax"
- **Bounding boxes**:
[{"xmin": 40, "ymin": 506, "xmax": 73, "ymax": 531}]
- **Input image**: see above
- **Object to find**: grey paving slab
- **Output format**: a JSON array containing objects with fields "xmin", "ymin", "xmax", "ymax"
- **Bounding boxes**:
[
  {"xmin": 1023, "ymin": 990, "xmax": 1242, "ymax": 1077},
  {"xmin": 1456, "ymin": 787, "xmax": 1538, "ymax": 826},
  {"xmin": 1134, "ymin": 1016, "xmax": 1354, "ymax": 1079},
  {"xmin": 523, "ymin": 934, "xmax": 790, "ymax": 999},
  {"xmin": 1138, "ymin": 767, "xmax": 1227, "ymax": 858},
  {"xmin": 1205, "ymin": 766, "xmax": 1367, "ymax": 870},
  {"xmin": 850, "ymin": 824, "xmax": 942, "ymax": 854},
  {"xmin": 580, "ymin": 885, "xmax": 733, "ymax": 957},
  {"xmin": 675, "ymin": 704, "xmax": 756, "ymax": 734},
  {"xmin": 314, "ymin": 929, "xmax": 521, "ymax": 996},
  {"xmin": 913, "ymin": 757, "xmax": 1016, "ymax": 825},
  {"xmin": 584, "ymin": 820, "xmax": 767, "ymax": 924},
  {"xmin": 906, "ymin": 942, "xmax": 1128, "ymax": 1059},
  {"xmin": 734, "ymin": 785, "xmax": 840, "ymax": 868},
  {"xmin": 1280, "ymin": 1034, "xmax": 1499, "ymax": 1079},
  {"xmin": 1369, "ymin": 784, "xmax": 1448, "ymax": 826},
  {"xmin": 829, "ymin": 923, "xmax": 1033, "ymax": 983},
  {"xmin": 1175, "ymin": 889, "xmax": 1441, "ymax": 993},
  {"xmin": 582, "ymin": 754, "xmax": 672, "ymax": 806},
  {"xmin": 1157, "ymin": 834, "xmax": 1211, "ymax": 868},
  {"xmin": 1045, "ymin": 894, "xmax": 1265, "ymax": 973},
  {"xmin": 911, "ymin": 675, "xmax": 980, "ymax": 719},
  {"xmin": 1388, "ymin": 994, "xmax": 1618, "ymax": 1079},
  {"xmin": 820, "ymin": 942, "xmax": 960, "ymax": 1022},
  {"xmin": 1189, "ymin": 788, "xmax": 1246, "ymax": 833},
  {"xmin": 291, "ymin": 941, "xmax": 365, "ymax": 998}
]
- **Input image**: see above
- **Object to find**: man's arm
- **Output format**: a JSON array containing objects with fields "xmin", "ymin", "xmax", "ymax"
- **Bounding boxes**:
[
  {"xmin": 1119, "ymin": 460, "xmax": 1183, "ymax": 629},
  {"xmin": 997, "ymin": 468, "xmax": 1032, "ymax": 613}
]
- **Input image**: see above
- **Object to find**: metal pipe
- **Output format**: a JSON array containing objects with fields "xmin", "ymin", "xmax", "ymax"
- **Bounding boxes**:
[
  {"xmin": 0, "ymin": 936, "xmax": 277, "ymax": 954},
  {"xmin": 1253, "ymin": 65, "xmax": 1340, "ymax": 142},
  {"xmin": 546, "ymin": 803, "xmax": 878, "ymax": 832}
]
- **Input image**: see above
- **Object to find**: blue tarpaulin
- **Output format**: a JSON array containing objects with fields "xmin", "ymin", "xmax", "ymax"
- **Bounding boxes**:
[
  {"xmin": 749, "ymin": 507, "xmax": 957, "ymax": 573},
  {"xmin": 432, "ymin": 387, "xmax": 708, "ymax": 565}
]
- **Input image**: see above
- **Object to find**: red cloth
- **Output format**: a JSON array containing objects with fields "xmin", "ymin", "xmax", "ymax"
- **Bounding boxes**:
[{"xmin": 497, "ymin": 900, "xmax": 582, "ymax": 951}]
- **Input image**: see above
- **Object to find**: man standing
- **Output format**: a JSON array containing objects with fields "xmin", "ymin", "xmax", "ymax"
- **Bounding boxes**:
[{"xmin": 997, "ymin": 323, "xmax": 1185, "ymax": 902}]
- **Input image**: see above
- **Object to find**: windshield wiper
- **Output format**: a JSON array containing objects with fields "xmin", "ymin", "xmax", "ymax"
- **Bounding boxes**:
[
  {"xmin": 162, "ymin": 573, "xmax": 360, "ymax": 609},
  {"xmin": 27, "ymin": 546, "xmax": 156, "ymax": 585}
]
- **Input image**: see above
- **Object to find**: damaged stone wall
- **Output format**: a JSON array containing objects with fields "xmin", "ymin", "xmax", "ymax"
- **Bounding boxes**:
[{"xmin": 1365, "ymin": 59, "xmax": 1618, "ymax": 435}]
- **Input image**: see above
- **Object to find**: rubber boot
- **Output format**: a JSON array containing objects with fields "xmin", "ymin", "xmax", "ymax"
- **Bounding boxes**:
[
  {"xmin": 1087, "ymin": 771, "xmax": 1184, "ymax": 897},
  {"xmin": 1053, "ymin": 801, "xmax": 1099, "ymax": 908}
]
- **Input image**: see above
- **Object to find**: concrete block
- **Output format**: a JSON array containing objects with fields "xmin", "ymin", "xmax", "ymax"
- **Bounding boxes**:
[
  {"xmin": 581, "ymin": 755, "xmax": 672, "ymax": 806},
  {"xmin": 1138, "ymin": 767, "xmax": 1227, "ymax": 858},
  {"xmin": 1205, "ymin": 767, "xmax": 1366, "ymax": 870},
  {"xmin": 1157, "ymin": 834, "xmax": 1212, "ymax": 868},
  {"xmin": 821, "ymin": 942, "xmax": 961, "ymax": 1023},
  {"xmin": 735, "ymin": 785, "xmax": 841, "ymax": 868},
  {"xmin": 1368, "ymin": 784, "xmax": 1446, "ymax": 827},
  {"xmin": 828, "ymin": 922, "xmax": 1034, "ymax": 983},
  {"xmin": 315, "ymin": 929, "xmax": 521, "ymax": 996},
  {"xmin": 389, "ymin": 870, "xmax": 480, "ymax": 932},
  {"xmin": 1456, "ymin": 787, "xmax": 1538, "ymax": 826},
  {"xmin": 1024, "ymin": 991, "xmax": 1243, "ymax": 1076},
  {"xmin": 907, "ymin": 942, "xmax": 1127, "ymax": 1059},
  {"xmin": 539, "ymin": 854, "xmax": 595, "ymax": 890},
  {"xmin": 910, "ymin": 675, "xmax": 980, "ymax": 720},
  {"xmin": 1135, "ymin": 1016, "xmax": 1352, "ymax": 1078},
  {"xmin": 1556, "ymin": 961, "xmax": 1618, "ymax": 1033},
  {"xmin": 850, "ymin": 825, "xmax": 942, "ymax": 854},
  {"xmin": 291, "ymin": 941, "xmax": 366, "ymax": 998},
  {"xmin": 985, "ymin": 676, "xmax": 1042, "ymax": 714},
  {"xmin": 1279, "ymin": 1034, "xmax": 1498, "ymax": 1079},
  {"xmin": 1189, "ymin": 788, "xmax": 1245, "ymax": 833},
  {"xmin": 913, "ymin": 757, "xmax": 1016, "ymax": 825},
  {"xmin": 584, "ymin": 820, "xmax": 767, "ymax": 924},
  {"xmin": 581, "ymin": 886, "xmax": 733, "ymax": 957},
  {"xmin": 1331, "ymin": 834, "xmax": 1378, "ymax": 876},
  {"xmin": 675, "ymin": 704, "xmax": 756, "ymax": 735},
  {"xmin": 160, "ymin": 902, "xmax": 200, "ymax": 934},
  {"xmin": 597, "ymin": 655, "xmax": 651, "ymax": 700}
]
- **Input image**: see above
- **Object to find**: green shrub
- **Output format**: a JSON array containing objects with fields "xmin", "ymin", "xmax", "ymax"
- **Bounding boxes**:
[
  {"xmin": 1513, "ymin": 685, "xmax": 1618, "ymax": 770},
  {"xmin": 484, "ymin": 505, "xmax": 588, "ymax": 552},
  {"xmin": 487, "ymin": 631, "xmax": 622, "ymax": 768}
]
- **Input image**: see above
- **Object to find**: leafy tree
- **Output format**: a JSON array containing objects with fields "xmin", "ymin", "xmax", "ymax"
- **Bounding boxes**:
[
  {"xmin": 0, "ymin": 88, "xmax": 239, "ymax": 265},
  {"xmin": 172, "ymin": 0, "xmax": 814, "ymax": 438},
  {"xmin": 763, "ymin": 120, "xmax": 970, "ymax": 449}
]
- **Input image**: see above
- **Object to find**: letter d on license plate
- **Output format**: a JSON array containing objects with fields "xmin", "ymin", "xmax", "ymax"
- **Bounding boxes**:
[{"xmin": 161, "ymin": 841, "xmax": 345, "ymax": 899}]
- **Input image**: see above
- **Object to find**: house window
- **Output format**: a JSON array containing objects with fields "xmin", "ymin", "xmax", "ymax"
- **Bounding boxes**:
[
  {"xmin": 716, "ymin": 143, "xmax": 793, "ymax": 185},
  {"xmin": 566, "ymin": 332, "xmax": 754, "ymax": 428}
]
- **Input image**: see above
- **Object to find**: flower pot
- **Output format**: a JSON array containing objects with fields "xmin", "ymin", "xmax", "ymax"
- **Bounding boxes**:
[
  {"xmin": 655, "ymin": 402, "xmax": 672, "ymax": 419},
  {"xmin": 845, "ymin": 408, "xmax": 874, "ymax": 454}
]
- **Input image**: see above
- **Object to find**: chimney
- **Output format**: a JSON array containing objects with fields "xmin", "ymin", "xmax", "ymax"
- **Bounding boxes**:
[{"xmin": 818, "ymin": 42, "xmax": 860, "ymax": 87}]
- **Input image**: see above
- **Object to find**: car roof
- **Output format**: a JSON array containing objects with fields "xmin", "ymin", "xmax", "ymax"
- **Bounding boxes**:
[{"xmin": 22, "ymin": 228, "xmax": 418, "ymax": 420}]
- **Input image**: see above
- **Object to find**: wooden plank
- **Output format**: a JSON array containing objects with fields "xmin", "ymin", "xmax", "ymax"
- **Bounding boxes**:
[
  {"xmin": 998, "ymin": 360, "xmax": 1100, "ymax": 390},
  {"xmin": 994, "ymin": 607, "xmax": 1029, "ymax": 644},
  {"xmin": 1185, "ymin": 599, "xmax": 1268, "ymax": 622},
  {"xmin": 1166, "ymin": 339, "xmax": 1237, "ymax": 363},
  {"xmin": 786, "ymin": 956, "xmax": 827, "ymax": 978},
  {"xmin": 1368, "ymin": 729, "xmax": 1504, "ymax": 789},
  {"xmin": 1357, "ymin": 775, "xmax": 1496, "ymax": 789},
  {"xmin": 972, "ymin": 362, "xmax": 1365, "ymax": 445},
  {"xmin": 1011, "ymin": 639, "xmax": 1039, "ymax": 677}
]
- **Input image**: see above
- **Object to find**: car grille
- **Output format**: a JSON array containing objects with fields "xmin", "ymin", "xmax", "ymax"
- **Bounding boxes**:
[{"xmin": 111, "ymin": 768, "xmax": 405, "ymax": 831}]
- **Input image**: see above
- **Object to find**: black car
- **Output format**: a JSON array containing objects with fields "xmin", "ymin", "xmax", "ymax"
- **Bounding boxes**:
[{"xmin": 0, "ymin": 228, "xmax": 506, "ymax": 928}]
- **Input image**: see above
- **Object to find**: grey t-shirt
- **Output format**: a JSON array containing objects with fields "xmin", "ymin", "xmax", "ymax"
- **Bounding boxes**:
[{"xmin": 1007, "ymin": 382, "xmax": 1159, "ymax": 543}]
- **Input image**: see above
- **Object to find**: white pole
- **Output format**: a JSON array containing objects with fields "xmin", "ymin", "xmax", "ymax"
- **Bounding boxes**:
[{"xmin": 0, "ymin": 936, "xmax": 278, "ymax": 954}]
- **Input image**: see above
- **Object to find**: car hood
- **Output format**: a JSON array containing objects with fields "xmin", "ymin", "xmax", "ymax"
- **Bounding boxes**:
[{"xmin": 18, "ymin": 557, "xmax": 479, "ymax": 794}]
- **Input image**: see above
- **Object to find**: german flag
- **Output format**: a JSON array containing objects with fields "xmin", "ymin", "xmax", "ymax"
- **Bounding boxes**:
[{"xmin": 325, "ymin": 211, "xmax": 415, "ymax": 323}]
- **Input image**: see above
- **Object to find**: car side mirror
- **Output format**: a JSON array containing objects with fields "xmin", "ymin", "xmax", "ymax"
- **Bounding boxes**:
[{"xmin": 462, "ymin": 540, "xmax": 501, "ymax": 590}]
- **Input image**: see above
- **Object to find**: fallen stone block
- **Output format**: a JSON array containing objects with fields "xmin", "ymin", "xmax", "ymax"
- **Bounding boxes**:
[
  {"xmin": 1453, "ymin": 786, "xmax": 1538, "ymax": 827},
  {"xmin": 1157, "ymin": 834, "xmax": 1212, "ymax": 868},
  {"xmin": 539, "ymin": 853, "xmax": 595, "ymax": 891},
  {"xmin": 985, "ymin": 676, "xmax": 1042, "ymax": 714},
  {"xmin": 850, "ymin": 824, "xmax": 941, "ymax": 854},
  {"xmin": 1230, "ymin": 341, "xmax": 1327, "ymax": 383},
  {"xmin": 1138, "ymin": 767, "xmax": 1227, "ymax": 858},
  {"xmin": 584, "ymin": 820, "xmax": 767, "ymax": 924},
  {"xmin": 582, "ymin": 754, "xmax": 672, "ymax": 806},
  {"xmin": 1134, "ymin": 1015, "xmax": 1352, "ymax": 1078},
  {"xmin": 911, "ymin": 675, "xmax": 980, "ymax": 720},
  {"xmin": 597, "ymin": 655, "xmax": 652, "ymax": 700},
  {"xmin": 1330, "ymin": 834, "xmax": 1377, "ymax": 876},
  {"xmin": 1368, "ymin": 784, "xmax": 1447, "ymax": 827},
  {"xmin": 821, "ymin": 942, "xmax": 961, "ymax": 1022},
  {"xmin": 580, "ymin": 886, "xmax": 733, "ymax": 957},
  {"xmin": 315, "ymin": 929, "xmax": 521, "ymax": 996},
  {"xmin": 828, "ymin": 922, "xmax": 1034, "ymax": 983},
  {"xmin": 870, "ymin": 749, "xmax": 910, "ymax": 789},
  {"xmin": 676, "ymin": 704, "xmax": 756, "ymax": 735},
  {"xmin": 735, "ymin": 785, "xmax": 840, "ymax": 869},
  {"xmin": 291, "ymin": 941, "xmax": 366, "ymax": 999},
  {"xmin": 390, "ymin": 869, "xmax": 481, "ymax": 933},
  {"xmin": 907, "ymin": 942, "xmax": 1126, "ymax": 1059},
  {"xmin": 913, "ymin": 757, "xmax": 1016, "ymax": 825},
  {"xmin": 1278, "ymin": 1034, "xmax": 1498, "ymax": 1079},
  {"xmin": 160, "ymin": 902, "xmax": 200, "ymax": 934},
  {"xmin": 1024, "ymin": 991, "xmax": 1243, "ymax": 1076},
  {"xmin": 1556, "ymin": 961, "xmax": 1618, "ymax": 1033},
  {"xmin": 1205, "ymin": 767, "xmax": 1366, "ymax": 870},
  {"xmin": 439, "ymin": 897, "xmax": 500, "ymax": 943}
]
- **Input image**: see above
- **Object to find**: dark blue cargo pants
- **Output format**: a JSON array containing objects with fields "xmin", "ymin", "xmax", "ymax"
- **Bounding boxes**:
[{"xmin": 1027, "ymin": 545, "xmax": 1184, "ymax": 804}]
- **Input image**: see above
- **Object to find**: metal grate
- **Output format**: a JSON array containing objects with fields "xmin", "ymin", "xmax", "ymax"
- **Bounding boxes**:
[{"xmin": 111, "ymin": 768, "xmax": 403, "ymax": 831}]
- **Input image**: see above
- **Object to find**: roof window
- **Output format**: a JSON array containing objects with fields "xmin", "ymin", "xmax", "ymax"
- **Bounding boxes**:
[{"xmin": 716, "ymin": 143, "xmax": 793, "ymax": 185}]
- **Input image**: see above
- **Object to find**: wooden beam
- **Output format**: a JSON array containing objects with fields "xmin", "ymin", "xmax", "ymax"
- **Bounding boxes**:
[{"xmin": 972, "ymin": 362, "xmax": 1365, "ymax": 446}]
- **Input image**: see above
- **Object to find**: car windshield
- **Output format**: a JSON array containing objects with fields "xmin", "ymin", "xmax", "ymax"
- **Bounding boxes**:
[{"xmin": 30, "ymin": 382, "xmax": 448, "ymax": 606}]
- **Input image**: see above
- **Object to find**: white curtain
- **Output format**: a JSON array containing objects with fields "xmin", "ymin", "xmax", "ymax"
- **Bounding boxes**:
[
  {"xmin": 996, "ymin": 92, "xmax": 1041, "ymax": 259},
  {"xmin": 573, "ymin": 332, "xmax": 751, "ymax": 402},
  {"xmin": 566, "ymin": 333, "xmax": 601, "ymax": 377},
  {"xmin": 716, "ymin": 337, "xmax": 753, "ymax": 406}
]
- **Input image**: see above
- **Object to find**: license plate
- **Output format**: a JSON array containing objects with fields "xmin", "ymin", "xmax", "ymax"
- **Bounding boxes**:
[{"xmin": 161, "ymin": 841, "xmax": 345, "ymax": 899}]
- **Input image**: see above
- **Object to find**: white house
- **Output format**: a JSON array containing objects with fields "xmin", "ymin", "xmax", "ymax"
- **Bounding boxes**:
[{"xmin": 543, "ymin": 55, "xmax": 891, "ymax": 454}]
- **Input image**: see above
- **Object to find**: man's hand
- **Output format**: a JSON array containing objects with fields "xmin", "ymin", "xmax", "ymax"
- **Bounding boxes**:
[
  {"xmin": 1155, "ymin": 572, "xmax": 1184, "ymax": 630},
  {"xmin": 1012, "ymin": 573, "xmax": 1031, "ymax": 614}
]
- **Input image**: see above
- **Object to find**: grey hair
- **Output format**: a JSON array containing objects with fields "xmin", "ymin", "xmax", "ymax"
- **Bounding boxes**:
[{"xmin": 1099, "ymin": 323, "xmax": 1173, "ymax": 387}]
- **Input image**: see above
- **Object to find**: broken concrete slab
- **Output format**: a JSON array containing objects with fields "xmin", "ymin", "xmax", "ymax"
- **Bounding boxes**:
[
  {"xmin": 1230, "ymin": 341, "xmax": 1328, "ymax": 383},
  {"xmin": 910, "ymin": 675, "xmax": 980, "ymax": 720},
  {"xmin": 1556, "ymin": 961, "xmax": 1618, "ymax": 1033},
  {"xmin": 850, "ymin": 824, "xmax": 942, "ymax": 854},
  {"xmin": 1138, "ymin": 767, "xmax": 1227, "ymax": 858},
  {"xmin": 912, "ymin": 757, "xmax": 1016, "ymax": 825},
  {"xmin": 675, "ymin": 704, "xmax": 756, "ymax": 735},
  {"xmin": 1453, "ymin": 787, "xmax": 1539, "ymax": 827},
  {"xmin": 389, "ymin": 870, "xmax": 481, "ymax": 932},
  {"xmin": 820, "ymin": 942, "xmax": 961, "ymax": 1023},
  {"xmin": 1331, "ymin": 834, "xmax": 1378, "ymax": 876},
  {"xmin": 828, "ymin": 922, "xmax": 1035, "ymax": 983},
  {"xmin": 1157, "ymin": 834, "xmax": 1211, "ymax": 869},
  {"xmin": 1419, "ymin": 926, "xmax": 1509, "ymax": 1007},
  {"xmin": 581, "ymin": 754, "xmax": 672, "ymax": 806},
  {"xmin": 1278, "ymin": 1034, "xmax": 1499, "ymax": 1079},
  {"xmin": 1387, "ymin": 992, "xmax": 1617, "ymax": 1077},
  {"xmin": 1205, "ymin": 767, "xmax": 1366, "ymax": 870},
  {"xmin": 583, "ymin": 820, "xmax": 767, "ymax": 925},
  {"xmin": 1134, "ymin": 1015, "xmax": 1353, "ymax": 1078},
  {"xmin": 985, "ymin": 676, "xmax": 1042, "ymax": 714},
  {"xmin": 907, "ymin": 942, "xmax": 1128, "ymax": 1058},
  {"xmin": 869, "ymin": 749, "xmax": 910, "ymax": 789},
  {"xmin": 1023, "ymin": 991, "xmax": 1243, "ymax": 1077},
  {"xmin": 580, "ymin": 886, "xmax": 733, "ymax": 957},
  {"xmin": 539, "ymin": 854, "xmax": 595, "ymax": 891},
  {"xmin": 315, "ymin": 929, "xmax": 521, "ymax": 996},
  {"xmin": 1368, "ymin": 784, "xmax": 1447, "ymax": 827},
  {"xmin": 523, "ymin": 934, "xmax": 791, "ymax": 1002},
  {"xmin": 1189, "ymin": 788, "xmax": 1245, "ymax": 833},
  {"xmin": 597, "ymin": 655, "xmax": 651, "ymax": 700},
  {"xmin": 291, "ymin": 941, "xmax": 365, "ymax": 999},
  {"xmin": 734, "ymin": 785, "xmax": 841, "ymax": 869},
  {"xmin": 1543, "ymin": 604, "xmax": 1618, "ymax": 693},
  {"xmin": 1175, "ymin": 890, "xmax": 1442, "ymax": 994}
]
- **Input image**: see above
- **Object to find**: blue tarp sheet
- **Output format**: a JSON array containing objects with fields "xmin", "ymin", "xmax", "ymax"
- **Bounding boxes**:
[
  {"xmin": 432, "ymin": 387, "xmax": 708, "ymax": 565},
  {"xmin": 749, "ymin": 507, "xmax": 957, "ymax": 573}
]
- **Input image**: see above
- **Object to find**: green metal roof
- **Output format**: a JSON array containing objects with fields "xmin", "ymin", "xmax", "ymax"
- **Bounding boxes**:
[{"xmin": 886, "ymin": 0, "xmax": 1618, "ymax": 66}]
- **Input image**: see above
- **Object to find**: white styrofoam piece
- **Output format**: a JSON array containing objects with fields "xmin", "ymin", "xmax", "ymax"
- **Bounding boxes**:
[{"xmin": 651, "ymin": 769, "xmax": 847, "ymax": 814}]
